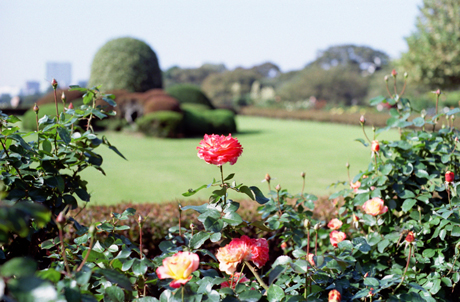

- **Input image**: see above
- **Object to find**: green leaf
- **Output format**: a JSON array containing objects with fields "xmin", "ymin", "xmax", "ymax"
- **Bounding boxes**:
[
  {"xmin": 190, "ymin": 232, "xmax": 210, "ymax": 249},
  {"xmin": 370, "ymin": 95, "xmax": 386, "ymax": 106},
  {"xmin": 378, "ymin": 239, "xmax": 390, "ymax": 253},
  {"xmin": 224, "ymin": 173, "xmax": 235, "ymax": 181},
  {"xmin": 337, "ymin": 240, "xmax": 353, "ymax": 250},
  {"xmin": 102, "ymin": 97, "xmax": 117, "ymax": 107},
  {"xmin": 430, "ymin": 278, "xmax": 441, "ymax": 295},
  {"xmin": 0, "ymin": 257, "xmax": 37, "ymax": 277},
  {"xmin": 355, "ymin": 138, "xmax": 369, "ymax": 147},
  {"xmin": 222, "ymin": 211, "xmax": 243, "ymax": 226},
  {"xmin": 267, "ymin": 284, "xmax": 285, "ymax": 302},
  {"xmin": 36, "ymin": 268, "xmax": 61, "ymax": 283},
  {"xmin": 104, "ymin": 286, "xmax": 125, "ymax": 302},
  {"xmin": 57, "ymin": 126, "xmax": 71, "ymax": 144},
  {"xmin": 364, "ymin": 277, "xmax": 380, "ymax": 287},
  {"xmin": 238, "ymin": 290, "xmax": 262, "ymax": 302},
  {"xmin": 412, "ymin": 117, "xmax": 425, "ymax": 127},
  {"xmin": 441, "ymin": 277, "xmax": 452, "ymax": 287},
  {"xmin": 269, "ymin": 265, "xmax": 286, "ymax": 285},
  {"xmin": 446, "ymin": 108, "xmax": 460, "ymax": 116},
  {"xmin": 451, "ymin": 226, "xmax": 460, "ymax": 237},
  {"xmin": 98, "ymin": 268, "xmax": 132, "ymax": 290},
  {"xmin": 352, "ymin": 288, "xmax": 371, "ymax": 300},
  {"xmin": 182, "ymin": 185, "xmax": 207, "ymax": 197},
  {"xmin": 210, "ymin": 232, "xmax": 221, "ymax": 242},
  {"xmin": 402, "ymin": 199, "xmax": 417, "ymax": 212},
  {"xmin": 132, "ymin": 258, "xmax": 149, "ymax": 277},
  {"xmin": 251, "ymin": 220, "xmax": 272, "ymax": 231},
  {"xmin": 399, "ymin": 190, "xmax": 415, "ymax": 199}
]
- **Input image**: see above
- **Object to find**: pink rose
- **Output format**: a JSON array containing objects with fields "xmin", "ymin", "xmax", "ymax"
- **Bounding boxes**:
[
  {"xmin": 156, "ymin": 251, "xmax": 199, "ymax": 288},
  {"xmin": 362, "ymin": 197, "xmax": 388, "ymax": 216},
  {"xmin": 329, "ymin": 231, "xmax": 347, "ymax": 248},
  {"xmin": 405, "ymin": 231, "xmax": 415, "ymax": 243},
  {"xmin": 249, "ymin": 238, "xmax": 269, "ymax": 268},
  {"xmin": 216, "ymin": 236, "xmax": 253, "ymax": 275},
  {"xmin": 327, "ymin": 218, "xmax": 343, "ymax": 230},
  {"xmin": 216, "ymin": 236, "xmax": 269, "ymax": 274},
  {"xmin": 197, "ymin": 134, "xmax": 243, "ymax": 166},
  {"xmin": 350, "ymin": 180, "xmax": 361, "ymax": 192}
]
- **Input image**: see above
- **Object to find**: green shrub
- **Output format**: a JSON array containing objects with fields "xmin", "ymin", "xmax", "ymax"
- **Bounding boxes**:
[
  {"xmin": 88, "ymin": 37, "xmax": 162, "ymax": 92},
  {"xmin": 204, "ymin": 109, "xmax": 237, "ymax": 134},
  {"xmin": 165, "ymin": 84, "xmax": 215, "ymax": 109},
  {"xmin": 136, "ymin": 111, "xmax": 183, "ymax": 138},
  {"xmin": 182, "ymin": 107, "xmax": 236, "ymax": 136}
]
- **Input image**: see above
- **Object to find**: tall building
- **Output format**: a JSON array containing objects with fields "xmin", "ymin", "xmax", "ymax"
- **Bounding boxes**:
[
  {"xmin": 24, "ymin": 81, "xmax": 40, "ymax": 95},
  {"xmin": 46, "ymin": 62, "xmax": 72, "ymax": 88}
]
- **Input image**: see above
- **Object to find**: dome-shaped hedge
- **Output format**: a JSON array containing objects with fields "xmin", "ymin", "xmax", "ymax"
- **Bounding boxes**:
[
  {"xmin": 165, "ymin": 84, "xmax": 215, "ymax": 109},
  {"xmin": 88, "ymin": 37, "xmax": 162, "ymax": 92}
]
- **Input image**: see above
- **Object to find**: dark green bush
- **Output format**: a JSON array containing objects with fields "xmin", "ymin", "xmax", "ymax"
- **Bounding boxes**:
[
  {"xmin": 165, "ymin": 84, "xmax": 215, "ymax": 109},
  {"xmin": 182, "ymin": 107, "xmax": 236, "ymax": 136},
  {"xmin": 136, "ymin": 111, "xmax": 183, "ymax": 138},
  {"xmin": 88, "ymin": 37, "xmax": 162, "ymax": 92}
]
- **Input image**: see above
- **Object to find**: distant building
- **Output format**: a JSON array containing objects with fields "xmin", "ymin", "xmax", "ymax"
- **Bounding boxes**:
[
  {"xmin": 78, "ymin": 80, "xmax": 88, "ymax": 88},
  {"xmin": 46, "ymin": 62, "xmax": 72, "ymax": 88},
  {"xmin": 24, "ymin": 81, "xmax": 40, "ymax": 95}
]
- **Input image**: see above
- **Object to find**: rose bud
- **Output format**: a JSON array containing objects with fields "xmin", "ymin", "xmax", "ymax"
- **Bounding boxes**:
[
  {"xmin": 275, "ymin": 184, "xmax": 281, "ymax": 191},
  {"xmin": 68, "ymin": 102, "xmax": 74, "ymax": 110},
  {"xmin": 446, "ymin": 171, "xmax": 455, "ymax": 183},
  {"xmin": 301, "ymin": 171, "xmax": 305, "ymax": 178},
  {"xmin": 405, "ymin": 231, "xmax": 415, "ymax": 243},
  {"xmin": 33, "ymin": 103, "xmax": 39, "ymax": 113},
  {"xmin": 51, "ymin": 78, "xmax": 58, "ymax": 89},
  {"xmin": 328, "ymin": 289, "xmax": 341, "ymax": 302},
  {"xmin": 391, "ymin": 69, "xmax": 397, "ymax": 78},
  {"xmin": 384, "ymin": 75, "xmax": 389, "ymax": 82},
  {"xmin": 359, "ymin": 115, "xmax": 365, "ymax": 125},
  {"xmin": 61, "ymin": 91, "xmax": 66, "ymax": 103},
  {"xmin": 371, "ymin": 140, "xmax": 380, "ymax": 152},
  {"xmin": 265, "ymin": 173, "xmax": 271, "ymax": 182},
  {"xmin": 281, "ymin": 242, "xmax": 287, "ymax": 250}
]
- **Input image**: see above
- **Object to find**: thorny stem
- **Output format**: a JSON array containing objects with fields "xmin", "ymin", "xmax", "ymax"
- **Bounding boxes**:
[
  {"xmin": 139, "ymin": 222, "xmax": 143, "ymax": 260},
  {"xmin": 86, "ymin": 97, "xmax": 96, "ymax": 132},
  {"xmin": 315, "ymin": 231, "xmax": 318, "ymax": 257},
  {"xmin": 244, "ymin": 260, "xmax": 269, "ymax": 292},
  {"xmin": 400, "ymin": 79, "xmax": 407, "ymax": 96},
  {"xmin": 277, "ymin": 190, "xmax": 282, "ymax": 217},
  {"xmin": 181, "ymin": 285, "xmax": 184, "ymax": 302},
  {"xmin": 385, "ymin": 81, "xmax": 392, "ymax": 99},
  {"xmin": 433, "ymin": 94, "xmax": 440, "ymax": 132},
  {"xmin": 219, "ymin": 165, "xmax": 227, "ymax": 204},
  {"xmin": 58, "ymin": 226, "xmax": 71, "ymax": 275},
  {"xmin": 393, "ymin": 78, "xmax": 398, "ymax": 96},
  {"xmin": 362, "ymin": 125, "xmax": 372, "ymax": 145},
  {"xmin": 54, "ymin": 88, "xmax": 59, "ymax": 117},
  {"xmin": 447, "ymin": 185, "xmax": 452, "ymax": 209},
  {"xmin": 394, "ymin": 244, "xmax": 412, "ymax": 293},
  {"xmin": 178, "ymin": 204, "xmax": 182, "ymax": 237},
  {"xmin": 77, "ymin": 232, "xmax": 95, "ymax": 272},
  {"xmin": 447, "ymin": 253, "xmax": 459, "ymax": 276},
  {"xmin": 305, "ymin": 227, "xmax": 311, "ymax": 299},
  {"xmin": 301, "ymin": 177, "xmax": 305, "ymax": 196}
]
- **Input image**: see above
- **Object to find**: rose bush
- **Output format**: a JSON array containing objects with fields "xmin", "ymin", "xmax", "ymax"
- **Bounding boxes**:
[{"xmin": 1, "ymin": 71, "xmax": 460, "ymax": 301}]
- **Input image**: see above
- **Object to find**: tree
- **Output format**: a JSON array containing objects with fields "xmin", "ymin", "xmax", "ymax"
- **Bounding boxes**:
[
  {"xmin": 310, "ymin": 44, "xmax": 389, "ymax": 74},
  {"xmin": 400, "ymin": 0, "xmax": 460, "ymax": 89}
]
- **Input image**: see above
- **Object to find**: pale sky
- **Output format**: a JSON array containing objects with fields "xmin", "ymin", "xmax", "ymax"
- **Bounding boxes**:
[{"xmin": 0, "ymin": 1, "xmax": 422, "ymax": 93}]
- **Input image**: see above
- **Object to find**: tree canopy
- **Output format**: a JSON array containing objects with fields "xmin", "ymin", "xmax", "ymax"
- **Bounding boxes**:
[{"xmin": 400, "ymin": 0, "xmax": 460, "ymax": 89}]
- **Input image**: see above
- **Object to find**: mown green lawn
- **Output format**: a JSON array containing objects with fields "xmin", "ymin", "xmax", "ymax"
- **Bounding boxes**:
[{"xmin": 81, "ymin": 115, "xmax": 399, "ymax": 205}]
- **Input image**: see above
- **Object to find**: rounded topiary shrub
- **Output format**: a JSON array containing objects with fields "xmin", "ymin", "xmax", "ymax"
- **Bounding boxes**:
[
  {"xmin": 88, "ymin": 37, "xmax": 162, "ymax": 92},
  {"xmin": 165, "ymin": 84, "xmax": 215, "ymax": 109},
  {"xmin": 136, "ymin": 111, "xmax": 183, "ymax": 138},
  {"xmin": 182, "ymin": 107, "xmax": 236, "ymax": 136}
]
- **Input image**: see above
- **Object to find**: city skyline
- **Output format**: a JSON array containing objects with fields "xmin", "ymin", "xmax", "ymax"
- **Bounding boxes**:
[{"xmin": 1, "ymin": 1, "xmax": 423, "ymax": 94}]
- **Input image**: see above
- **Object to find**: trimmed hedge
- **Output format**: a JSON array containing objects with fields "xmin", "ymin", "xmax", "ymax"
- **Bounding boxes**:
[
  {"xmin": 165, "ymin": 84, "xmax": 215, "ymax": 109},
  {"xmin": 182, "ymin": 107, "xmax": 237, "ymax": 137},
  {"xmin": 136, "ymin": 111, "xmax": 183, "ymax": 138},
  {"xmin": 67, "ymin": 196, "xmax": 335, "ymax": 260}
]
